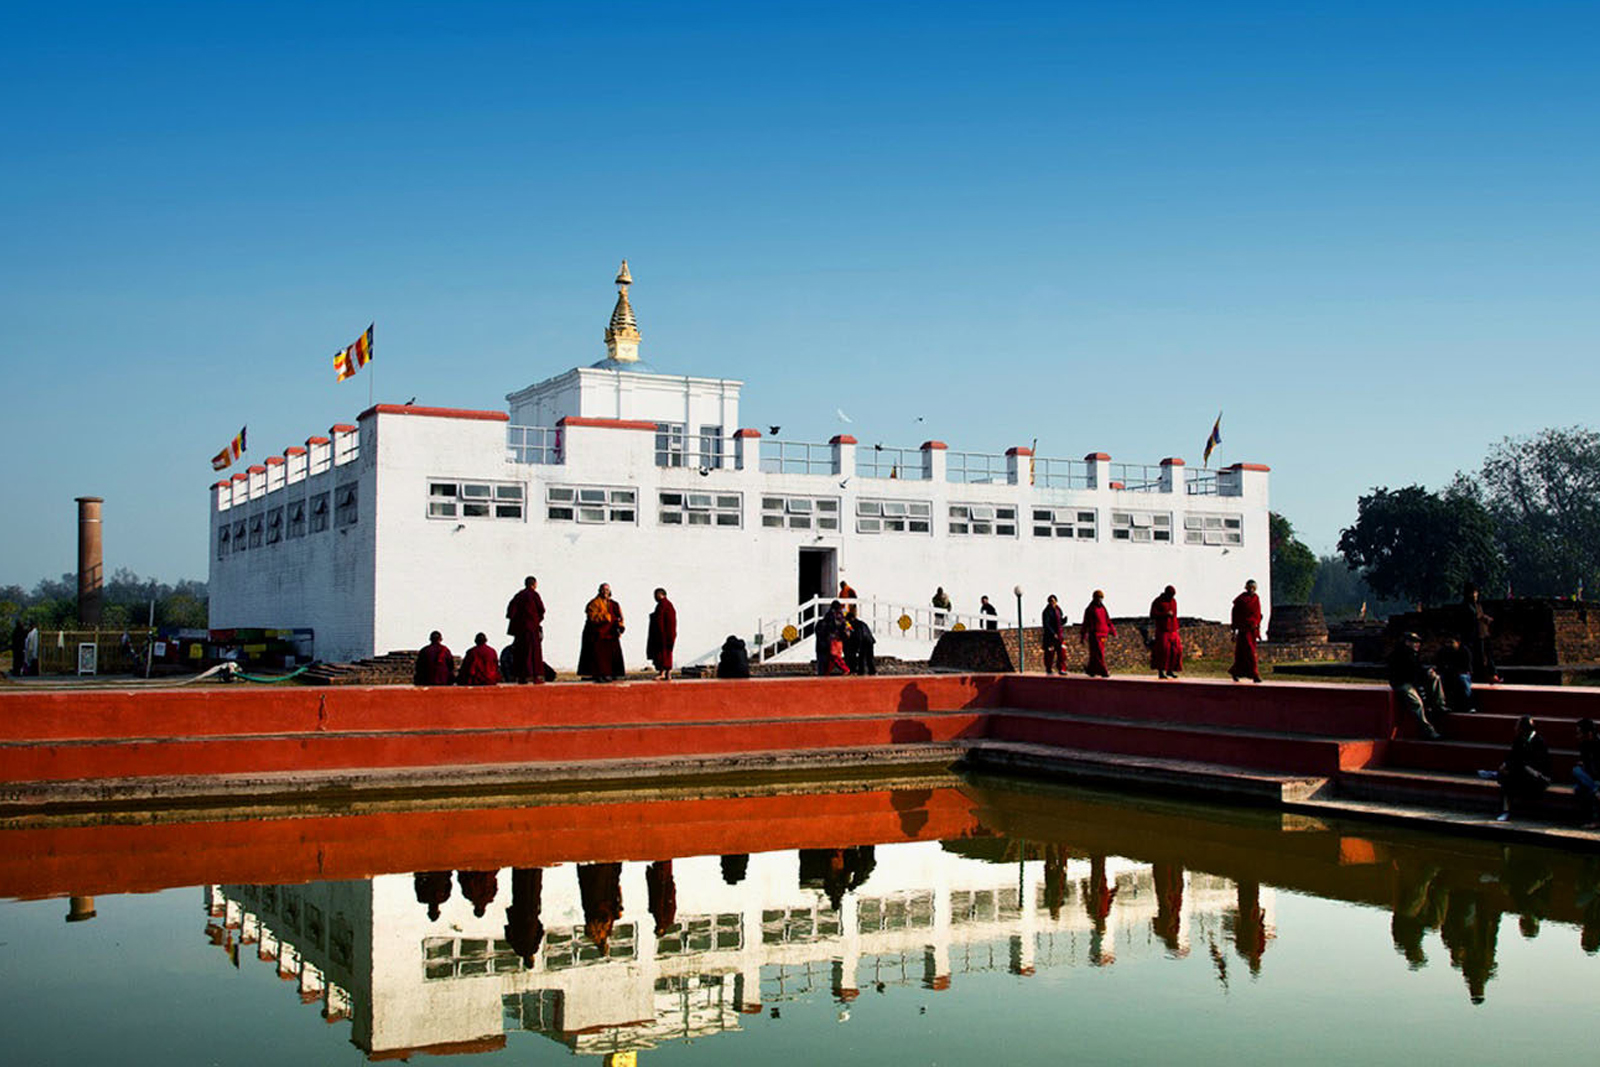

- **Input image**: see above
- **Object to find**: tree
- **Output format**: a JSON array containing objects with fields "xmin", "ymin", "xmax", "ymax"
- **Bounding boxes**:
[
  {"xmin": 1476, "ymin": 426, "xmax": 1600, "ymax": 597},
  {"xmin": 1337, "ymin": 484, "xmax": 1502, "ymax": 606},
  {"xmin": 1269, "ymin": 513, "xmax": 1318, "ymax": 604}
]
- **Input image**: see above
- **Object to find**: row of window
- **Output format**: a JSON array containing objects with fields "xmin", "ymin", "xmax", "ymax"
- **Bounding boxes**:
[
  {"xmin": 217, "ymin": 485, "xmax": 357, "ymax": 559},
  {"xmin": 418, "ymin": 479, "xmax": 1245, "ymax": 545}
]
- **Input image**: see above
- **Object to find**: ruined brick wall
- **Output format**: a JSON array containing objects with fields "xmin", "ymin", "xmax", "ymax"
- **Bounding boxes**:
[{"xmin": 1371, "ymin": 598, "xmax": 1599, "ymax": 666}]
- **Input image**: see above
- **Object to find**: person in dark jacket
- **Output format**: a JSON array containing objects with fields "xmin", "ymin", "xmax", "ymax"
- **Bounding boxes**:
[
  {"xmin": 1388, "ymin": 632, "xmax": 1444, "ymax": 739},
  {"xmin": 1435, "ymin": 637, "xmax": 1474, "ymax": 714},
  {"xmin": 847, "ymin": 616, "xmax": 877, "ymax": 676},
  {"xmin": 1573, "ymin": 717, "xmax": 1600, "ymax": 828},
  {"xmin": 1041, "ymin": 595, "xmax": 1066, "ymax": 674},
  {"xmin": 1461, "ymin": 583, "xmax": 1499, "ymax": 684},
  {"xmin": 815, "ymin": 601, "xmax": 850, "ymax": 676},
  {"xmin": 717, "ymin": 635, "xmax": 751, "ymax": 678},
  {"xmin": 979, "ymin": 596, "xmax": 999, "ymax": 631},
  {"xmin": 1491, "ymin": 715, "xmax": 1551, "ymax": 821}
]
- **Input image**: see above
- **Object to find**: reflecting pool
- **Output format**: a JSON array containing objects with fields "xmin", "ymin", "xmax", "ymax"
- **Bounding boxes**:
[{"xmin": 3, "ymin": 776, "xmax": 1598, "ymax": 1065}]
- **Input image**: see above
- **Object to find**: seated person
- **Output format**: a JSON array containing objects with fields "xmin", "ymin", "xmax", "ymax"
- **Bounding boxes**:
[
  {"xmin": 1489, "ymin": 715, "xmax": 1552, "ymax": 822},
  {"xmin": 458, "ymin": 632, "xmax": 502, "ymax": 686},
  {"xmin": 1575, "ymin": 717, "xmax": 1600, "ymax": 829},
  {"xmin": 716, "ymin": 635, "xmax": 751, "ymax": 679},
  {"xmin": 1387, "ymin": 632, "xmax": 1444, "ymax": 740},
  {"xmin": 1434, "ymin": 637, "xmax": 1474, "ymax": 714},
  {"xmin": 413, "ymin": 631, "xmax": 455, "ymax": 686}
]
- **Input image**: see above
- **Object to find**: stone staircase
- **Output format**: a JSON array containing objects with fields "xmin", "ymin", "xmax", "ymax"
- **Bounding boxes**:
[{"xmin": 301, "ymin": 651, "xmax": 417, "ymax": 686}]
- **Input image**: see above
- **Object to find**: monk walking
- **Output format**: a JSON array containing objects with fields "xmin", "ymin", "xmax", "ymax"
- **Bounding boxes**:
[
  {"xmin": 1081, "ymin": 591, "xmax": 1116, "ymax": 677},
  {"xmin": 1149, "ymin": 585, "xmax": 1182, "ymax": 679},
  {"xmin": 578, "ymin": 582, "xmax": 625, "ymax": 681},
  {"xmin": 505, "ymin": 576, "xmax": 546, "ymax": 684},
  {"xmin": 1041, "ymin": 594, "xmax": 1066, "ymax": 674},
  {"xmin": 413, "ymin": 631, "xmax": 455, "ymax": 686},
  {"xmin": 458, "ymin": 632, "xmax": 502, "ymax": 686},
  {"xmin": 647, "ymin": 587, "xmax": 677, "ymax": 681},
  {"xmin": 839, "ymin": 580, "xmax": 859, "ymax": 620},
  {"xmin": 1229, "ymin": 579, "xmax": 1264, "ymax": 683}
]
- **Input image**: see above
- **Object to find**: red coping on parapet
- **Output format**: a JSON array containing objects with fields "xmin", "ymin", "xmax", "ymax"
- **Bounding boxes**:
[
  {"xmin": 735, "ymin": 428, "xmax": 762, "ymax": 438},
  {"xmin": 284, "ymin": 446, "xmax": 306, "ymax": 455},
  {"xmin": 1108, "ymin": 481, "xmax": 1125, "ymax": 490},
  {"xmin": 357, "ymin": 404, "xmax": 510, "ymax": 423},
  {"xmin": 920, "ymin": 440, "xmax": 948, "ymax": 451},
  {"xmin": 369, "ymin": 1038, "xmax": 508, "ymax": 1062},
  {"xmin": 1085, "ymin": 452, "xmax": 1111, "ymax": 461},
  {"xmin": 306, "ymin": 436, "xmax": 330, "ymax": 445},
  {"xmin": 247, "ymin": 465, "xmax": 266, "ymax": 474},
  {"xmin": 330, "ymin": 423, "xmax": 357, "ymax": 433},
  {"xmin": 231, "ymin": 473, "xmax": 248, "ymax": 483},
  {"xmin": 265, "ymin": 456, "xmax": 284, "ymax": 466},
  {"xmin": 1161, "ymin": 457, "xmax": 1185, "ymax": 466},
  {"xmin": 829, "ymin": 434, "xmax": 858, "ymax": 445},
  {"xmin": 557, "ymin": 416, "xmax": 659, "ymax": 431},
  {"xmin": 1005, "ymin": 446, "xmax": 1032, "ymax": 457},
  {"xmin": 211, "ymin": 481, "xmax": 229, "ymax": 490},
  {"xmin": 1229, "ymin": 463, "xmax": 1271, "ymax": 472}
]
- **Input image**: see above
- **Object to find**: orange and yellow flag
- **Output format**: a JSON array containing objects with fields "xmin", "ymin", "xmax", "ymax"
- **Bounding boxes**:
[{"xmin": 333, "ymin": 324, "xmax": 374, "ymax": 382}]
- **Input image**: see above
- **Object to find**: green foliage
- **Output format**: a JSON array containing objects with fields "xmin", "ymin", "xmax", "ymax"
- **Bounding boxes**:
[
  {"xmin": 1337, "ymin": 484, "xmax": 1503, "ymax": 607},
  {"xmin": 1309, "ymin": 556, "xmax": 1408, "ymax": 619},
  {"xmin": 1, "ymin": 569, "xmax": 208, "ymax": 631},
  {"xmin": 1476, "ymin": 426, "xmax": 1600, "ymax": 598},
  {"xmin": 1269, "ymin": 513, "xmax": 1318, "ymax": 604}
]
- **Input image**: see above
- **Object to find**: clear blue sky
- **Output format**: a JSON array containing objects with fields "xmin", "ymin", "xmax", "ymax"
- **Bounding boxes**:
[{"xmin": 3, "ymin": 1, "xmax": 1597, "ymax": 587}]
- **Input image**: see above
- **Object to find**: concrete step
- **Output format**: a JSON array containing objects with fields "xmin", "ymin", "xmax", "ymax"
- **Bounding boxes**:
[
  {"xmin": 0, "ymin": 709, "xmax": 988, "ymax": 784},
  {"xmin": 1383, "ymin": 737, "xmax": 1580, "ymax": 779},
  {"xmin": 1433, "ymin": 712, "xmax": 1586, "ymax": 748},
  {"xmin": 984, "ymin": 710, "xmax": 1382, "ymax": 776},
  {"xmin": 1338, "ymin": 766, "xmax": 1584, "ymax": 819},
  {"xmin": 962, "ymin": 739, "xmax": 1328, "ymax": 804}
]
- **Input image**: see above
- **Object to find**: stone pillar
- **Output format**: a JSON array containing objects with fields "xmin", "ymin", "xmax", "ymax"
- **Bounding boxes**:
[
  {"xmin": 75, "ymin": 496, "xmax": 104, "ymax": 628},
  {"xmin": 1084, "ymin": 452, "xmax": 1110, "ymax": 491},
  {"xmin": 1159, "ymin": 457, "xmax": 1185, "ymax": 494},
  {"xmin": 65, "ymin": 895, "xmax": 96, "ymax": 923},
  {"xmin": 920, "ymin": 440, "xmax": 947, "ymax": 482},
  {"xmin": 1005, "ymin": 446, "xmax": 1032, "ymax": 487},
  {"xmin": 830, "ymin": 434, "xmax": 857, "ymax": 479},
  {"xmin": 733, "ymin": 428, "xmax": 762, "ymax": 472}
]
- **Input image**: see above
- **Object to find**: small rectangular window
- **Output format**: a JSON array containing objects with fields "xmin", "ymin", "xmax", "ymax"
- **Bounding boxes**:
[{"xmin": 309, "ymin": 494, "xmax": 330, "ymax": 533}]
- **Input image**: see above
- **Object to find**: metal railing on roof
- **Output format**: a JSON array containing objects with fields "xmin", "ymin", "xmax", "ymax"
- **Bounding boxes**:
[
  {"xmin": 759, "ymin": 440, "xmax": 835, "ymax": 476},
  {"xmin": 946, "ymin": 451, "xmax": 1010, "ymax": 484}
]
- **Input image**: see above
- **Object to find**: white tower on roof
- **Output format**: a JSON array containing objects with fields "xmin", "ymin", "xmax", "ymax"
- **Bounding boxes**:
[{"xmin": 604, "ymin": 259, "xmax": 641, "ymax": 363}]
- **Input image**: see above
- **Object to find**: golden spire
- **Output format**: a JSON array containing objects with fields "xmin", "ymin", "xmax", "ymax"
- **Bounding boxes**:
[{"xmin": 604, "ymin": 259, "xmax": 640, "ymax": 362}]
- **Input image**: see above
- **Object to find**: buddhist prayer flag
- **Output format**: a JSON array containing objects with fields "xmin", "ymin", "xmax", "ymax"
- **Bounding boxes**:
[
  {"xmin": 1029, "ymin": 437, "xmax": 1037, "ymax": 486},
  {"xmin": 211, "ymin": 426, "xmax": 247, "ymax": 470},
  {"xmin": 1202, "ymin": 413, "xmax": 1223, "ymax": 466},
  {"xmin": 333, "ymin": 324, "xmax": 374, "ymax": 382}
]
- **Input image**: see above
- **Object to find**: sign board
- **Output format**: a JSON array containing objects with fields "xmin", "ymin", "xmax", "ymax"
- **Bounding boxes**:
[{"xmin": 76, "ymin": 642, "xmax": 97, "ymax": 676}]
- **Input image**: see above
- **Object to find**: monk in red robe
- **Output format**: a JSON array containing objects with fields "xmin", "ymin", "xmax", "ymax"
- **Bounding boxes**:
[
  {"xmin": 839, "ymin": 580, "xmax": 859, "ymax": 620},
  {"xmin": 505, "ymin": 576, "xmax": 546, "ymax": 684},
  {"xmin": 458, "ymin": 632, "xmax": 501, "ymax": 685},
  {"xmin": 1041, "ymin": 594, "xmax": 1067, "ymax": 674},
  {"xmin": 577, "ymin": 862, "xmax": 623, "ymax": 954},
  {"xmin": 577, "ymin": 583, "xmax": 625, "ymax": 681},
  {"xmin": 645, "ymin": 860, "xmax": 677, "ymax": 936},
  {"xmin": 1081, "ymin": 590, "xmax": 1116, "ymax": 677},
  {"xmin": 1230, "ymin": 579, "xmax": 1264, "ymax": 683},
  {"xmin": 1149, "ymin": 586, "xmax": 1182, "ymax": 679},
  {"xmin": 504, "ymin": 868, "xmax": 545, "ymax": 967},
  {"xmin": 456, "ymin": 869, "xmax": 498, "ymax": 918},
  {"xmin": 413, "ymin": 631, "xmax": 454, "ymax": 686},
  {"xmin": 647, "ymin": 588, "xmax": 677, "ymax": 681}
]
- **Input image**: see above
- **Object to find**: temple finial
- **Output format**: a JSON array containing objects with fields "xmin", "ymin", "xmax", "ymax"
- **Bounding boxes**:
[{"xmin": 604, "ymin": 260, "xmax": 641, "ymax": 363}]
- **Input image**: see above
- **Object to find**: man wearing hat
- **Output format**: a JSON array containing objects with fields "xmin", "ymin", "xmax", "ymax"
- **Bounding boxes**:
[{"xmin": 1387, "ymin": 632, "xmax": 1446, "ymax": 740}]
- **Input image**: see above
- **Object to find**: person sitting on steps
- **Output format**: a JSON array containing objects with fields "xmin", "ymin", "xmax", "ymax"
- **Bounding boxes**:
[{"xmin": 1387, "ymin": 632, "xmax": 1445, "ymax": 740}]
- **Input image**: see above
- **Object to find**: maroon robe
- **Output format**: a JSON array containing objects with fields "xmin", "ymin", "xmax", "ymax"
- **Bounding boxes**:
[
  {"xmin": 414, "ymin": 642, "xmax": 455, "ymax": 686},
  {"xmin": 577, "ymin": 862, "xmax": 623, "ymax": 953},
  {"xmin": 504, "ymin": 868, "xmax": 545, "ymax": 966},
  {"xmin": 1081, "ymin": 602, "xmax": 1116, "ymax": 677},
  {"xmin": 1230, "ymin": 591, "xmax": 1263, "ymax": 682},
  {"xmin": 414, "ymin": 871, "xmax": 452, "ymax": 922},
  {"xmin": 1041, "ymin": 604, "xmax": 1066, "ymax": 674},
  {"xmin": 577, "ymin": 597, "xmax": 625, "ymax": 679},
  {"xmin": 647, "ymin": 598, "xmax": 678, "ymax": 672},
  {"xmin": 646, "ymin": 860, "xmax": 678, "ymax": 936},
  {"xmin": 458, "ymin": 643, "xmax": 501, "ymax": 686},
  {"xmin": 506, "ymin": 587, "xmax": 546, "ymax": 684},
  {"xmin": 457, "ymin": 870, "xmax": 498, "ymax": 918},
  {"xmin": 1149, "ymin": 594, "xmax": 1182, "ymax": 674}
]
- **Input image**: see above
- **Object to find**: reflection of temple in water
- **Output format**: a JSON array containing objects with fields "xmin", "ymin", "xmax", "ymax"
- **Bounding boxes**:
[{"xmin": 205, "ymin": 842, "xmax": 1273, "ymax": 1060}]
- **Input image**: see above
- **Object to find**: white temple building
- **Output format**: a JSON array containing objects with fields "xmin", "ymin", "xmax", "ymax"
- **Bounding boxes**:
[{"xmin": 208, "ymin": 263, "xmax": 1271, "ymax": 667}]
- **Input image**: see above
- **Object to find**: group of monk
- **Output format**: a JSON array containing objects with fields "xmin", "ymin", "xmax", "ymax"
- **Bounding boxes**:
[
  {"xmin": 412, "ymin": 576, "xmax": 679, "ymax": 686},
  {"xmin": 1037, "ymin": 579, "xmax": 1264, "ymax": 682}
]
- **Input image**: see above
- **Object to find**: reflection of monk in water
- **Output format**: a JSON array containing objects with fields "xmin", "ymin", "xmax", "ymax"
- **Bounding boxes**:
[
  {"xmin": 1151, "ymin": 862, "xmax": 1185, "ymax": 955},
  {"xmin": 577, "ymin": 863, "xmax": 624, "ymax": 954},
  {"xmin": 504, "ymin": 868, "xmax": 545, "ymax": 967},
  {"xmin": 1231, "ymin": 880, "xmax": 1269, "ymax": 975},
  {"xmin": 1577, "ymin": 857, "xmax": 1600, "ymax": 955},
  {"xmin": 721, "ymin": 854, "xmax": 749, "ymax": 885},
  {"xmin": 1081, "ymin": 855, "xmax": 1117, "ymax": 966},
  {"xmin": 646, "ymin": 860, "xmax": 677, "ymax": 936},
  {"xmin": 414, "ymin": 871, "xmax": 452, "ymax": 922},
  {"xmin": 1440, "ymin": 885, "xmax": 1502, "ymax": 1005},
  {"xmin": 1389, "ymin": 861, "xmax": 1446, "ymax": 968},
  {"xmin": 800, "ymin": 846, "xmax": 877, "ymax": 912},
  {"xmin": 1043, "ymin": 846, "xmax": 1067, "ymax": 921},
  {"xmin": 457, "ymin": 870, "xmax": 499, "ymax": 918},
  {"xmin": 1501, "ymin": 846, "xmax": 1554, "ymax": 939}
]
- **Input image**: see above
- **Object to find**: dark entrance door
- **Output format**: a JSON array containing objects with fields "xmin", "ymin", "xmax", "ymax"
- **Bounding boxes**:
[{"xmin": 797, "ymin": 548, "xmax": 836, "ymax": 605}]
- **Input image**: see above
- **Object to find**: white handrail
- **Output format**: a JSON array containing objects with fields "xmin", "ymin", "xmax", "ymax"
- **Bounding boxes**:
[{"xmin": 685, "ymin": 595, "xmax": 1000, "ymax": 667}]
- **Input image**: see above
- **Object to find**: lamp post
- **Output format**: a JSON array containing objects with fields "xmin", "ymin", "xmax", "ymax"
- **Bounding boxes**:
[{"xmin": 1013, "ymin": 585, "xmax": 1025, "ymax": 673}]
